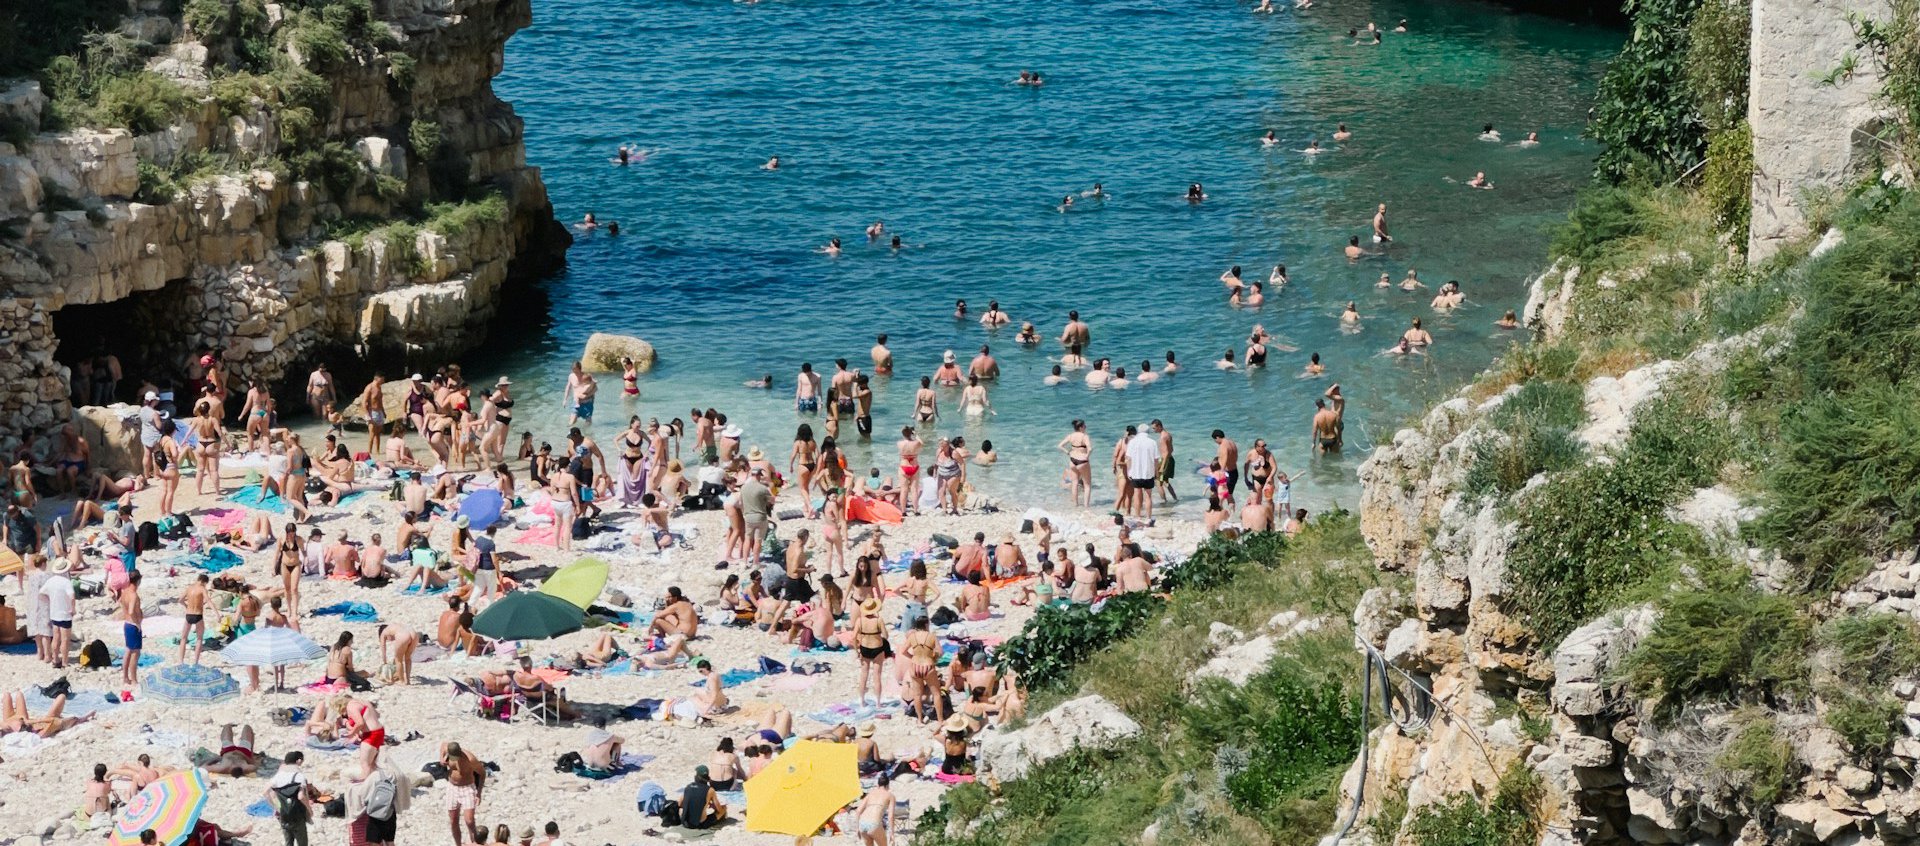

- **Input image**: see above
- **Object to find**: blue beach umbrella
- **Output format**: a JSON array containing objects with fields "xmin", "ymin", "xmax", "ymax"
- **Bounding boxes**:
[
  {"xmin": 143, "ymin": 663, "xmax": 242, "ymax": 705},
  {"xmin": 457, "ymin": 489, "xmax": 506, "ymax": 531},
  {"xmin": 220, "ymin": 627, "xmax": 327, "ymax": 668}
]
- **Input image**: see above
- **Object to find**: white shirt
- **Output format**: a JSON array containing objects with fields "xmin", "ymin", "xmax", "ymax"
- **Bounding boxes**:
[
  {"xmin": 41, "ymin": 575, "xmax": 75, "ymax": 621},
  {"xmin": 1123, "ymin": 434, "xmax": 1161, "ymax": 480}
]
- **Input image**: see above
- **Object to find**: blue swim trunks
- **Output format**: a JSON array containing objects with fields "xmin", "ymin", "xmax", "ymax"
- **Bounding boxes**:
[
  {"xmin": 574, "ymin": 400, "xmax": 594, "ymax": 421},
  {"xmin": 797, "ymin": 398, "xmax": 819, "ymax": 413},
  {"xmin": 124, "ymin": 621, "xmax": 144, "ymax": 651}
]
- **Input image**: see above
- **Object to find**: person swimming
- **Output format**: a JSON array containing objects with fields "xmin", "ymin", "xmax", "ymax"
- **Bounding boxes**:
[
  {"xmin": 1394, "ymin": 18, "xmax": 1407, "ymax": 31},
  {"xmin": 1302, "ymin": 139, "xmax": 1321, "ymax": 154},
  {"xmin": 1333, "ymin": 123, "xmax": 1351, "ymax": 142},
  {"xmin": 1262, "ymin": 130, "xmax": 1279, "ymax": 147},
  {"xmin": 1431, "ymin": 281, "xmax": 1464, "ymax": 309},
  {"xmin": 1060, "ymin": 194, "xmax": 1074, "ymax": 212},
  {"xmin": 1402, "ymin": 317, "xmax": 1434, "ymax": 347},
  {"xmin": 1043, "ymin": 365, "xmax": 1066, "ymax": 385},
  {"xmin": 1467, "ymin": 171, "xmax": 1493, "ymax": 189},
  {"xmin": 1304, "ymin": 352, "xmax": 1325, "ymax": 376},
  {"xmin": 1479, "ymin": 123, "xmax": 1501, "ymax": 142},
  {"xmin": 1345, "ymin": 236, "xmax": 1367, "ymax": 259},
  {"xmin": 1341, "ymin": 302, "xmax": 1361, "ymax": 325},
  {"xmin": 1016, "ymin": 322, "xmax": 1039, "ymax": 345},
  {"xmin": 866, "ymin": 220, "xmax": 885, "ymax": 240},
  {"xmin": 1221, "ymin": 265, "xmax": 1244, "ymax": 291},
  {"xmin": 891, "ymin": 234, "xmax": 903, "ymax": 250},
  {"xmin": 616, "ymin": 145, "xmax": 631, "ymax": 165},
  {"xmin": 1254, "ymin": 0, "xmax": 1274, "ymax": 12},
  {"xmin": 1517, "ymin": 131, "xmax": 1540, "ymax": 147},
  {"xmin": 1376, "ymin": 272, "xmax": 1392, "ymax": 289},
  {"xmin": 1400, "ymin": 269, "xmax": 1425, "ymax": 291},
  {"xmin": 1497, "ymin": 309, "xmax": 1521, "ymax": 329},
  {"xmin": 763, "ymin": 155, "xmax": 780, "ymax": 170},
  {"xmin": 821, "ymin": 237, "xmax": 841, "ymax": 255},
  {"xmin": 1163, "ymin": 351, "xmax": 1180, "ymax": 373},
  {"xmin": 1216, "ymin": 349, "xmax": 1237, "ymax": 370},
  {"xmin": 1136, "ymin": 360, "xmax": 1159, "ymax": 383},
  {"xmin": 1084, "ymin": 182, "xmax": 1107, "ymax": 198},
  {"xmin": 1269, "ymin": 264, "xmax": 1288, "ymax": 287},
  {"xmin": 577, "ymin": 211, "xmax": 598, "ymax": 230},
  {"xmin": 744, "ymin": 374, "xmax": 774, "ymax": 389},
  {"xmin": 1186, "ymin": 183, "xmax": 1206, "ymax": 202}
]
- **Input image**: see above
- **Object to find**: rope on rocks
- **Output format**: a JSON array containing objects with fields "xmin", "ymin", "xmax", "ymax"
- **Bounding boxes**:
[{"xmin": 1326, "ymin": 637, "xmax": 1442, "ymax": 845}]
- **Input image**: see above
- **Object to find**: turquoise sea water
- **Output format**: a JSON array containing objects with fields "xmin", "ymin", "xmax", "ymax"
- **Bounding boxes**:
[{"xmin": 485, "ymin": 0, "xmax": 1620, "ymax": 513}]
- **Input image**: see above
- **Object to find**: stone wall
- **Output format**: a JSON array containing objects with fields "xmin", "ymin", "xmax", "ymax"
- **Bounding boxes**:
[
  {"xmin": 0, "ymin": 0, "xmax": 568, "ymax": 454},
  {"xmin": 1747, "ymin": 0, "xmax": 1892, "ymax": 260}
]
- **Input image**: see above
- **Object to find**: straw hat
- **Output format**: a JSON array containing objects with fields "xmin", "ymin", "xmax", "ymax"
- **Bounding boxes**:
[
  {"xmin": 858, "ymin": 722, "xmax": 876, "ymax": 738},
  {"xmin": 748, "ymin": 447, "xmax": 765, "ymax": 462},
  {"xmin": 455, "ymin": 515, "xmax": 470, "ymax": 529},
  {"xmin": 942, "ymin": 714, "xmax": 971, "ymax": 734},
  {"xmin": 859, "ymin": 598, "xmax": 881, "ymax": 615},
  {"xmin": 51, "ymin": 558, "xmax": 71, "ymax": 575}
]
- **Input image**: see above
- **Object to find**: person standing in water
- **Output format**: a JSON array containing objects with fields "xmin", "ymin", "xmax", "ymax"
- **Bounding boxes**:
[
  {"xmin": 1372, "ymin": 203, "xmax": 1391, "ymax": 243},
  {"xmin": 795, "ymin": 363, "xmax": 822, "ymax": 414},
  {"xmin": 1059, "ymin": 311, "xmax": 1091, "ymax": 350},
  {"xmin": 1312, "ymin": 384, "xmax": 1346, "ymax": 453},
  {"xmin": 871, "ymin": 334, "xmax": 893, "ymax": 375},
  {"xmin": 1057, "ymin": 420, "xmax": 1093, "ymax": 507},
  {"xmin": 358, "ymin": 374, "xmax": 387, "ymax": 457},
  {"xmin": 565, "ymin": 363, "xmax": 596, "ymax": 428}
]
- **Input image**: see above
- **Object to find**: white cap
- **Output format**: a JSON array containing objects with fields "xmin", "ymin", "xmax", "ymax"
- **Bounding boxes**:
[
  {"xmin": 410, "ymin": 373, "xmax": 423, "ymax": 381},
  {"xmin": 144, "ymin": 391, "xmax": 158, "ymax": 401}
]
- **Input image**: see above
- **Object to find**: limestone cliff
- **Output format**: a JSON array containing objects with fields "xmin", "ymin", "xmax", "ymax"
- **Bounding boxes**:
[{"xmin": 0, "ymin": 0, "xmax": 567, "ymax": 446}]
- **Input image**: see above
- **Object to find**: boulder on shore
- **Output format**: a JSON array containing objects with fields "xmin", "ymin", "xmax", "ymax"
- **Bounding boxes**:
[
  {"xmin": 580, "ymin": 333, "xmax": 656, "ymax": 373},
  {"xmin": 73, "ymin": 403, "xmax": 144, "ymax": 476},
  {"xmin": 979, "ymin": 694, "xmax": 1141, "ymax": 781}
]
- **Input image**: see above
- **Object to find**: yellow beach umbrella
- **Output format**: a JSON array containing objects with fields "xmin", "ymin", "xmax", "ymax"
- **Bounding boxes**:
[
  {"xmin": 744, "ymin": 740, "xmax": 863, "ymax": 836},
  {"xmin": 538, "ymin": 557, "xmax": 609, "ymax": 610}
]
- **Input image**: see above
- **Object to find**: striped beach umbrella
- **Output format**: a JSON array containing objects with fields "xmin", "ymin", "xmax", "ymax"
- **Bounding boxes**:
[
  {"xmin": 109, "ymin": 769, "xmax": 209, "ymax": 846},
  {"xmin": 220, "ymin": 627, "xmax": 327, "ymax": 668},
  {"xmin": 143, "ymin": 663, "xmax": 241, "ymax": 705}
]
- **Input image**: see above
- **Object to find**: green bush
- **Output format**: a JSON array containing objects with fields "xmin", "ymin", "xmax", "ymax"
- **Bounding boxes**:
[
  {"xmin": 1622, "ymin": 571, "xmax": 1809, "ymax": 714},
  {"xmin": 1550, "ymin": 186, "xmax": 1651, "ymax": 264},
  {"xmin": 288, "ymin": 141, "xmax": 362, "ymax": 196},
  {"xmin": 1818, "ymin": 611, "xmax": 1920, "ymax": 684},
  {"xmin": 408, "ymin": 119, "xmax": 442, "ymax": 163},
  {"xmin": 94, "ymin": 72, "xmax": 194, "ymax": 134},
  {"xmin": 1187, "ymin": 668, "xmax": 1356, "ymax": 814},
  {"xmin": 1504, "ymin": 389, "xmax": 1726, "ymax": 647},
  {"xmin": 1684, "ymin": 0, "xmax": 1751, "ymax": 133},
  {"xmin": 1588, "ymin": 0, "xmax": 1708, "ymax": 182},
  {"xmin": 1701, "ymin": 123, "xmax": 1752, "ymax": 248},
  {"xmin": 1715, "ymin": 712, "xmax": 1798, "ymax": 807},
  {"xmin": 289, "ymin": 15, "xmax": 351, "ymax": 72},
  {"xmin": 1825, "ymin": 691, "xmax": 1903, "ymax": 757},
  {"xmin": 386, "ymin": 52, "xmax": 418, "ymax": 90},
  {"xmin": 136, "ymin": 158, "xmax": 180, "ymax": 204},
  {"xmin": 1405, "ymin": 764, "xmax": 1544, "ymax": 846},
  {"xmin": 997, "ymin": 592, "xmax": 1164, "ymax": 691},
  {"xmin": 1464, "ymin": 380, "xmax": 1588, "ymax": 498},
  {"xmin": 41, "ymin": 34, "xmax": 194, "ymax": 134},
  {"xmin": 1159, "ymin": 532, "xmax": 1268, "ymax": 593}
]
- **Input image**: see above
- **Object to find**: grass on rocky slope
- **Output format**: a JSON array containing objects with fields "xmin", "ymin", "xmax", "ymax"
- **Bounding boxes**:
[{"xmin": 922, "ymin": 515, "xmax": 1399, "ymax": 846}]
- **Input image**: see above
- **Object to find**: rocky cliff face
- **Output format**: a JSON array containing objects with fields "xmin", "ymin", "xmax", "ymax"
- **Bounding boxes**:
[
  {"xmin": 1747, "ymin": 0, "xmax": 1892, "ymax": 260},
  {"xmin": 0, "ymin": 0, "xmax": 567, "ymax": 448}
]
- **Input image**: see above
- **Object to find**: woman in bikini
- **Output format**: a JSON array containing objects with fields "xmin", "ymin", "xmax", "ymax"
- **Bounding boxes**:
[
  {"xmin": 618, "ymin": 417, "xmax": 648, "ymax": 508},
  {"xmin": 901, "ymin": 616, "xmax": 947, "ymax": 723},
  {"xmin": 241, "ymin": 381, "xmax": 273, "ymax": 452},
  {"xmin": 820, "ymin": 488, "xmax": 848, "ymax": 578},
  {"xmin": 896, "ymin": 427, "xmax": 923, "ymax": 512},
  {"xmin": 190, "ymin": 398, "xmax": 225, "ymax": 496},
  {"xmin": 620, "ymin": 356, "xmax": 640, "ymax": 399},
  {"xmin": 853, "ymin": 598, "xmax": 891, "ymax": 707},
  {"xmin": 789, "ymin": 424, "xmax": 818, "ymax": 519},
  {"xmin": 275, "ymin": 526, "xmax": 304, "ymax": 618},
  {"xmin": 1057, "ymin": 419, "xmax": 1093, "ymax": 507},
  {"xmin": 913, "ymin": 377, "xmax": 939, "ymax": 425},
  {"xmin": 155, "ymin": 419, "xmax": 183, "ymax": 515},
  {"xmin": 897, "ymin": 559, "xmax": 931, "ymax": 632},
  {"xmin": 933, "ymin": 439, "xmax": 962, "ymax": 516},
  {"xmin": 325, "ymin": 632, "xmax": 357, "ymax": 686},
  {"xmin": 281, "ymin": 433, "xmax": 312, "ymax": 522}
]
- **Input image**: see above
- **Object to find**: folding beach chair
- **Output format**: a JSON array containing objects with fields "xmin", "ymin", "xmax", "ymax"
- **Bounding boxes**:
[{"xmin": 448, "ymin": 677, "xmax": 520, "ymax": 723}]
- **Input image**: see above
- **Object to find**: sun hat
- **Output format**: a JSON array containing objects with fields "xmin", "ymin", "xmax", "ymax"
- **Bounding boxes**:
[
  {"xmin": 51, "ymin": 558, "xmax": 71, "ymax": 575},
  {"xmin": 144, "ymin": 391, "xmax": 158, "ymax": 402},
  {"xmin": 859, "ymin": 598, "xmax": 881, "ymax": 614},
  {"xmin": 942, "ymin": 350, "xmax": 957, "ymax": 363},
  {"xmin": 721, "ymin": 424, "xmax": 743, "ymax": 439},
  {"xmin": 496, "ymin": 377, "xmax": 512, "ymax": 386},
  {"xmin": 694, "ymin": 764, "xmax": 710, "ymax": 779},
  {"xmin": 518, "ymin": 828, "xmax": 535, "ymax": 841},
  {"xmin": 410, "ymin": 373, "xmax": 423, "ymax": 381},
  {"xmin": 747, "ymin": 447, "xmax": 765, "ymax": 461},
  {"xmin": 455, "ymin": 515, "xmax": 470, "ymax": 529},
  {"xmin": 858, "ymin": 722, "xmax": 875, "ymax": 737},
  {"xmin": 943, "ymin": 714, "xmax": 970, "ymax": 734}
]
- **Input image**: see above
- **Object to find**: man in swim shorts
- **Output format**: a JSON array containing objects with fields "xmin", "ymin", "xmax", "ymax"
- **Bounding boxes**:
[{"xmin": 120, "ymin": 570, "xmax": 144, "ymax": 685}]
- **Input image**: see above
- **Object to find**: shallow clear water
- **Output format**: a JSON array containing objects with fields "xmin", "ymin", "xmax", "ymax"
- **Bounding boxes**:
[{"xmin": 485, "ymin": 0, "xmax": 1619, "ymax": 513}]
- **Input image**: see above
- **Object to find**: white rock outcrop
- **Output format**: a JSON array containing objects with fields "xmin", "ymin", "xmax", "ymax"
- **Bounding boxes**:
[{"xmin": 979, "ymin": 695, "xmax": 1141, "ymax": 781}]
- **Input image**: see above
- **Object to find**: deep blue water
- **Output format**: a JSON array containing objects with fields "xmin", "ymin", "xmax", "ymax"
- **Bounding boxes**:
[{"xmin": 487, "ymin": 0, "xmax": 1620, "ymax": 513}]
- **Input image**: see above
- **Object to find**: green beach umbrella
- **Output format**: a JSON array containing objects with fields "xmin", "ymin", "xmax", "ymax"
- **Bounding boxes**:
[
  {"xmin": 539, "ymin": 557, "xmax": 610, "ymax": 610},
  {"xmin": 471, "ymin": 592, "xmax": 584, "ymax": 642}
]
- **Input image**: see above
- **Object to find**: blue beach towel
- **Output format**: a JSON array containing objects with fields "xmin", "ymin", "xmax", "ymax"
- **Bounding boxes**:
[
  {"xmin": 244, "ymin": 800, "xmax": 275, "ymax": 818},
  {"xmin": 178, "ymin": 547, "xmax": 245, "ymax": 574},
  {"xmin": 401, "ymin": 584, "xmax": 450, "ymax": 596},
  {"xmin": 225, "ymin": 485, "xmax": 289, "ymax": 514},
  {"xmin": 311, "ymin": 601, "xmax": 380, "ymax": 622},
  {"xmin": 690, "ymin": 668, "xmax": 764, "ymax": 689}
]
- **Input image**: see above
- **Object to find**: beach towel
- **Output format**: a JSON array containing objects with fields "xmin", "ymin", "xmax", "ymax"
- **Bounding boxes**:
[
  {"xmin": 515, "ymin": 526, "xmax": 558, "ymax": 546},
  {"xmin": 225, "ymin": 485, "xmax": 289, "ymax": 514},
  {"xmin": 201, "ymin": 509, "xmax": 248, "ymax": 533},
  {"xmin": 0, "ymin": 641, "xmax": 37, "ymax": 655},
  {"xmin": 310, "ymin": 601, "xmax": 379, "ymax": 622},
  {"xmin": 401, "ymin": 583, "xmax": 450, "ymax": 596},
  {"xmin": 932, "ymin": 772, "xmax": 976, "ymax": 784},
  {"xmin": 299, "ymin": 680, "xmax": 349, "ymax": 696},
  {"xmin": 621, "ymin": 698, "xmax": 666, "ymax": 721},
  {"xmin": 171, "ymin": 546, "xmax": 245, "ymax": 574},
  {"xmin": 244, "ymin": 799, "xmax": 275, "ymax": 819},
  {"xmin": 691, "ymin": 669, "xmax": 764, "ymax": 689},
  {"xmin": 770, "ymin": 674, "xmax": 818, "ymax": 693}
]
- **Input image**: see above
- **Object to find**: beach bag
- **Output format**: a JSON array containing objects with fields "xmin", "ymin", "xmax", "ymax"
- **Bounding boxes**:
[
  {"xmin": 931, "ymin": 606, "xmax": 960, "ymax": 627},
  {"xmin": 364, "ymin": 771, "xmax": 397, "ymax": 821},
  {"xmin": 80, "ymin": 640, "xmax": 112, "ymax": 668},
  {"xmin": 39, "ymin": 676, "xmax": 71, "ymax": 699},
  {"xmin": 930, "ymin": 533, "xmax": 958, "ymax": 549},
  {"xmin": 656, "ymin": 800, "xmax": 681, "ymax": 827},
  {"xmin": 571, "ymin": 516, "xmax": 591, "ymax": 540},
  {"xmin": 135, "ymin": 522, "xmax": 161, "ymax": 554},
  {"xmin": 274, "ymin": 782, "xmax": 309, "ymax": 825},
  {"xmin": 554, "ymin": 751, "xmax": 583, "ymax": 773}
]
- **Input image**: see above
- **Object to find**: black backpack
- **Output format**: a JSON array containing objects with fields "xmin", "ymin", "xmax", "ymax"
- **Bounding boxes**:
[
  {"xmin": 273, "ymin": 782, "xmax": 309, "ymax": 825},
  {"xmin": 134, "ymin": 522, "xmax": 161, "ymax": 554},
  {"xmin": 554, "ymin": 751, "xmax": 583, "ymax": 773},
  {"xmin": 80, "ymin": 640, "xmax": 112, "ymax": 668},
  {"xmin": 657, "ymin": 799, "xmax": 681, "ymax": 827},
  {"xmin": 572, "ymin": 516, "xmax": 591, "ymax": 540}
]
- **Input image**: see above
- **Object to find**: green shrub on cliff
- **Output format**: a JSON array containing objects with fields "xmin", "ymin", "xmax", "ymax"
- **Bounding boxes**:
[
  {"xmin": 1715, "ymin": 712, "xmax": 1798, "ymax": 807},
  {"xmin": 42, "ymin": 33, "xmax": 193, "ymax": 135},
  {"xmin": 1405, "ymin": 764, "xmax": 1544, "ymax": 846},
  {"xmin": 1701, "ymin": 122, "xmax": 1752, "ymax": 246},
  {"xmin": 996, "ymin": 592, "xmax": 1163, "ymax": 692},
  {"xmin": 425, "ymin": 193, "xmax": 510, "ymax": 237},
  {"xmin": 1589, "ymin": 0, "xmax": 1707, "ymax": 182},
  {"xmin": 1464, "ymin": 380, "xmax": 1587, "ymax": 498},
  {"xmin": 0, "ymin": 0, "xmax": 124, "ymax": 78},
  {"xmin": 1623, "ymin": 570, "xmax": 1810, "ymax": 714}
]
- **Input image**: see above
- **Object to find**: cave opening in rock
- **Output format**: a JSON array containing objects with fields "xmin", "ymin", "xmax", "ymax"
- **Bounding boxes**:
[{"xmin": 50, "ymin": 284, "xmax": 198, "ymax": 408}]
